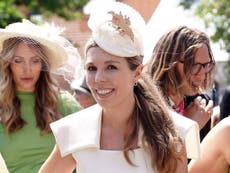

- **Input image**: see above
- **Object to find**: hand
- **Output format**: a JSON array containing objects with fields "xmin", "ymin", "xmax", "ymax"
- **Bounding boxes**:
[{"xmin": 184, "ymin": 96, "xmax": 214, "ymax": 129}]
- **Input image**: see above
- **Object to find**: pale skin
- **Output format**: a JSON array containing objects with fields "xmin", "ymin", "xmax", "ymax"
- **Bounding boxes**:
[
  {"xmin": 172, "ymin": 44, "xmax": 213, "ymax": 129},
  {"xmin": 39, "ymin": 46, "xmax": 188, "ymax": 173},
  {"xmin": 189, "ymin": 116, "xmax": 230, "ymax": 173},
  {"xmin": 10, "ymin": 42, "xmax": 42, "ymax": 92}
]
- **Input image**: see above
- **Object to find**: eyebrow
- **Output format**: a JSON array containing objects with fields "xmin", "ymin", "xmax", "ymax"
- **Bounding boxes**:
[
  {"xmin": 86, "ymin": 60, "xmax": 121, "ymax": 65},
  {"xmin": 13, "ymin": 55, "xmax": 40, "ymax": 59},
  {"xmin": 104, "ymin": 60, "xmax": 121, "ymax": 64}
]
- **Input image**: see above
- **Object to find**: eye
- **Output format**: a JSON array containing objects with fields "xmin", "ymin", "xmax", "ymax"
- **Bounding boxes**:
[
  {"xmin": 31, "ymin": 58, "xmax": 41, "ymax": 64},
  {"xmin": 13, "ymin": 58, "xmax": 24, "ymax": 64},
  {"xmin": 107, "ymin": 65, "xmax": 117, "ymax": 70},
  {"xmin": 87, "ymin": 65, "xmax": 97, "ymax": 72}
]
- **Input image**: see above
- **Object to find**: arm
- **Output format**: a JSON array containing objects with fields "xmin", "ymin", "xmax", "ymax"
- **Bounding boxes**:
[
  {"xmin": 38, "ymin": 145, "xmax": 76, "ymax": 173},
  {"xmin": 188, "ymin": 117, "xmax": 230, "ymax": 173}
]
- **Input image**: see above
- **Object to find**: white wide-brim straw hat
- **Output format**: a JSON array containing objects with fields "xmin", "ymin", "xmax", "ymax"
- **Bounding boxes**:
[
  {"xmin": 88, "ymin": 2, "xmax": 146, "ymax": 58},
  {"xmin": 0, "ymin": 19, "xmax": 68, "ymax": 69}
]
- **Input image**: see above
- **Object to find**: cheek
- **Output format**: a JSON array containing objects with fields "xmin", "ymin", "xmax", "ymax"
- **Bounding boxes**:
[
  {"xmin": 33, "ymin": 69, "xmax": 41, "ymax": 75},
  {"xmin": 175, "ymin": 65, "xmax": 185, "ymax": 80},
  {"xmin": 86, "ymin": 73, "xmax": 94, "ymax": 87},
  {"xmin": 32, "ymin": 65, "xmax": 42, "ymax": 76},
  {"xmin": 10, "ymin": 65, "xmax": 21, "ymax": 77}
]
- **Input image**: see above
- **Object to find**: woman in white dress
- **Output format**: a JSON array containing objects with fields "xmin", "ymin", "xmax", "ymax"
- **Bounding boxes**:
[{"xmin": 39, "ymin": 2, "xmax": 199, "ymax": 173}]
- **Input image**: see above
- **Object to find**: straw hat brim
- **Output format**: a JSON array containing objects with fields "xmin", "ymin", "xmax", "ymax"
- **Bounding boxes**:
[{"xmin": 0, "ymin": 30, "xmax": 67, "ymax": 70}]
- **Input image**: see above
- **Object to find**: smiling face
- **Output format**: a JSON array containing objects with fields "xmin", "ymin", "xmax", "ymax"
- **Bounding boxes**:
[
  {"xmin": 10, "ymin": 42, "xmax": 42, "ymax": 92},
  {"xmin": 85, "ymin": 46, "xmax": 140, "ymax": 109},
  {"xmin": 176, "ymin": 44, "xmax": 212, "ymax": 96}
]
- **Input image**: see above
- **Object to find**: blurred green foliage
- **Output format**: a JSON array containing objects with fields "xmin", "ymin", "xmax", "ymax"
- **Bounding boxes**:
[
  {"xmin": 0, "ymin": 0, "xmax": 89, "ymax": 28},
  {"xmin": 0, "ymin": 0, "xmax": 24, "ymax": 27}
]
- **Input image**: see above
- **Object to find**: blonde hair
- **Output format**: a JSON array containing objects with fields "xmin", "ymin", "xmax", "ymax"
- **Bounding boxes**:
[
  {"xmin": 0, "ymin": 37, "xmax": 61, "ymax": 133},
  {"xmin": 146, "ymin": 26, "xmax": 215, "ymax": 98}
]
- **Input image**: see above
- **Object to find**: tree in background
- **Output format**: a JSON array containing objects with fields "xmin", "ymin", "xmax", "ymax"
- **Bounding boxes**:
[
  {"xmin": 179, "ymin": 0, "xmax": 230, "ymax": 81},
  {"xmin": 0, "ymin": 0, "xmax": 89, "ymax": 27},
  {"xmin": 0, "ymin": 0, "xmax": 24, "ymax": 27}
]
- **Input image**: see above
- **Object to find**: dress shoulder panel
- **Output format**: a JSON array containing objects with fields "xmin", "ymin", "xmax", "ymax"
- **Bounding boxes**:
[
  {"xmin": 50, "ymin": 104, "xmax": 102, "ymax": 157},
  {"xmin": 170, "ymin": 110, "xmax": 200, "ymax": 159}
]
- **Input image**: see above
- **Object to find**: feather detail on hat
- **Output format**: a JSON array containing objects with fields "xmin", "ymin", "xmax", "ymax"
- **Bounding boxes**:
[
  {"xmin": 88, "ymin": 2, "xmax": 146, "ymax": 58},
  {"xmin": 108, "ymin": 11, "xmax": 134, "ymax": 41},
  {"xmin": 39, "ymin": 21, "xmax": 83, "ymax": 84}
]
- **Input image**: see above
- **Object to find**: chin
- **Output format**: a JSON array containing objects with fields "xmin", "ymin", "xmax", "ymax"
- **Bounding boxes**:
[{"xmin": 185, "ymin": 88, "xmax": 198, "ymax": 96}]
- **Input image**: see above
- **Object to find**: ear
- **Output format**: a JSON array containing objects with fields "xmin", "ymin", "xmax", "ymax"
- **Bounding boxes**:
[{"xmin": 134, "ymin": 64, "xmax": 143, "ymax": 79}]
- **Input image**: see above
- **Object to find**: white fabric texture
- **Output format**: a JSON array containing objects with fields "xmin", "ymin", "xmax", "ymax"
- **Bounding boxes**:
[
  {"xmin": 50, "ymin": 105, "xmax": 102, "ymax": 157},
  {"xmin": 0, "ymin": 153, "xmax": 9, "ymax": 173},
  {"xmin": 170, "ymin": 110, "xmax": 200, "ymax": 159},
  {"xmin": 51, "ymin": 104, "xmax": 200, "ymax": 172}
]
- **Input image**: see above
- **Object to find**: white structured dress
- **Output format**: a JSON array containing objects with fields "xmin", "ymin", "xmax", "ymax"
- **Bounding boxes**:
[{"xmin": 51, "ymin": 104, "xmax": 200, "ymax": 173}]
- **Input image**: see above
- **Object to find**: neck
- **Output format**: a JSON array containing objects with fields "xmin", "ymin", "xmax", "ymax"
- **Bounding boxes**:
[
  {"xmin": 169, "ymin": 94, "xmax": 183, "ymax": 108},
  {"xmin": 102, "ymin": 96, "xmax": 135, "ymax": 130}
]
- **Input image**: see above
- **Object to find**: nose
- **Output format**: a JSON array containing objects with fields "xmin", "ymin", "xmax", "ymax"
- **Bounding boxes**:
[
  {"xmin": 22, "ymin": 62, "xmax": 32, "ymax": 74},
  {"xmin": 95, "ymin": 69, "xmax": 106, "ymax": 83}
]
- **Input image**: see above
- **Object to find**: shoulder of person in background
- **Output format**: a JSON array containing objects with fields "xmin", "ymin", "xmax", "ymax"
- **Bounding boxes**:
[
  {"xmin": 188, "ymin": 116, "xmax": 230, "ymax": 173},
  {"xmin": 219, "ymin": 86, "xmax": 230, "ymax": 121},
  {"xmin": 58, "ymin": 90, "xmax": 80, "ymax": 116},
  {"xmin": 71, "ymin": 76, "xmax": 96, "ymax": 109}
]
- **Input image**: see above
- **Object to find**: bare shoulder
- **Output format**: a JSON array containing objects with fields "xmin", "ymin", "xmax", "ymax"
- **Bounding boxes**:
[
  {"xmin": 202, "ymin": 116, "xmax": 230, "ymax": 152},
  {"xmin": 188, "ymin": 117, "xmax": 230, "ymax": 173},
  {"xmin": 210, "ymin": 116, "xmax": 230, "ymax": 141},
  {"xmin": 216, "ymin": 117, "xmax": 230, "ymax": 164}
]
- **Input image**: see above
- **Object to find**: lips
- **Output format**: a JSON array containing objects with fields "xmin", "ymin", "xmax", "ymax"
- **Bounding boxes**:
[
  {"xmin": 21, "ymin": 77, "xmax": 33, "ymax": 81},
  {"xmin": 95, "ymin": 88, "xmax": 114, "ymax": 98},
  {"xmin": 96, "ymin": 89, "xmax": 113, "ymax": 95}
]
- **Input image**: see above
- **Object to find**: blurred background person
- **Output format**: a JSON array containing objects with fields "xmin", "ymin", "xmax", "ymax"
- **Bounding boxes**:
[
  {"xmin": 219, "ymin": 85, "xmax": 230, "ymax": 121},
  {"xmin": 145, "ymin": 26, "xmax": 216, "ymax": 141},
  {"xmin": 0, "ymin": 19, "xmax": 80, "ymax": 173},
  {"xmin": 71, "ymin": 76, "xmax": 96, "ymax": 109}
]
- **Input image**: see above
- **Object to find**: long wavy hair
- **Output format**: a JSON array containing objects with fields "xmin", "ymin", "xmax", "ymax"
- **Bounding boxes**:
[
  {"xmin": 85, "ymin": 39, "xmax": 184, "ymax": 173},
  {"xmin": 0, "ymin": 37, "xmax": 61, "ymax": 134},
  {"xmin": 146, "ymin": 26, "xmax": 215, "ymax": 98}
]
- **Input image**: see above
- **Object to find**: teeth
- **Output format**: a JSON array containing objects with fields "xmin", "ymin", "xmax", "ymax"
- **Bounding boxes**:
[{"xmin": 97, "ymin": 89, "xmax": 112, "ymax": 94}]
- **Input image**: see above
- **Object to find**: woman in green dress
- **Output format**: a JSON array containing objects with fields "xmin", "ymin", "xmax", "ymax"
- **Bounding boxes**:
[{"xmin": 0, "ymin": 19, "xmax": 80, "ymax": 173}]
